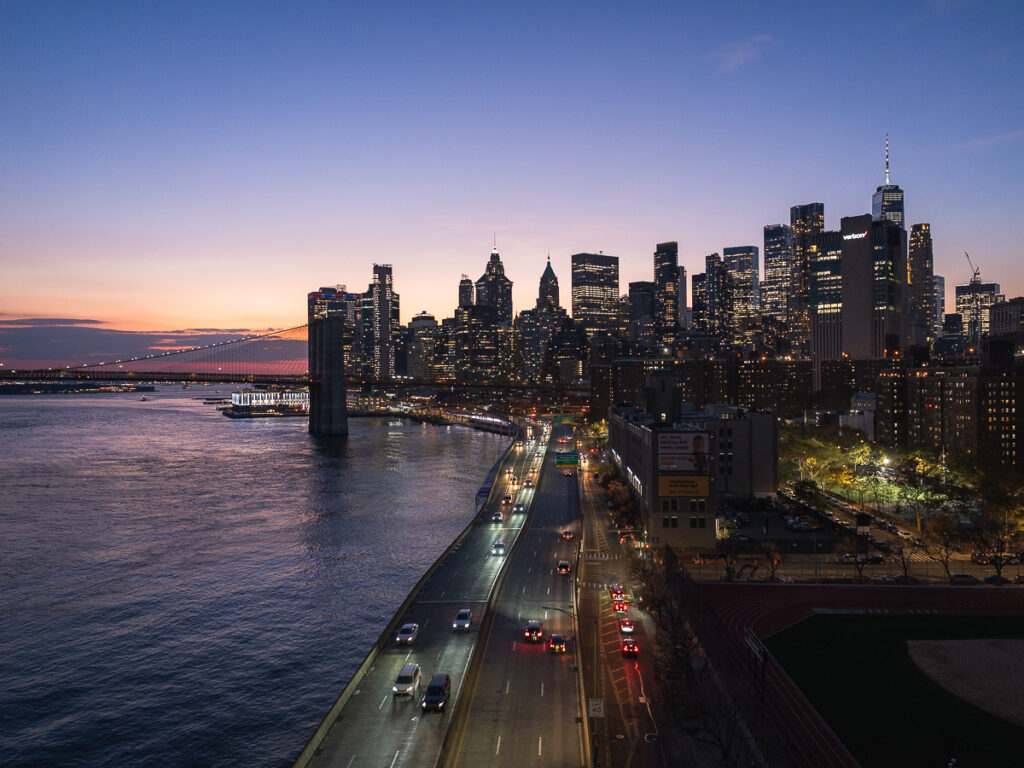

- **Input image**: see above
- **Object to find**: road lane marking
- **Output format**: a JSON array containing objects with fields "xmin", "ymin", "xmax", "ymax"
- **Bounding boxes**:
[
  {"xmin": 345, "ymin": 757, "xmax": 356, "ymax": 768},
  {"xmin": 538, "ymin": 737, "xmax": 542, "ymax": 755},
  {"xmin": 546, "ymin": 587, "xmax": 550, "ymax": 594},
  {"xmin": 505, "ymin": 680, "xmax": 510, "ymax": 694},
  {"xmin": 540, "ymin": 682, "xmax": 544, "ymax": 697},
  {"xmin": 379, "ymin": 696, "xmax": 389, "ymax": 710},
  {"xmin": 389, "ymin": 750, "xmax": 400, "ymax": 768},
  {"xmin": 496, "ymin": 735, "xmax": 502, "ymax": 754}
]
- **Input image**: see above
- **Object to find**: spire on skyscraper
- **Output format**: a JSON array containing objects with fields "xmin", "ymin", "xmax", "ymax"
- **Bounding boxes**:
[{"xmin": 885, "ymin": 134, "xmax": 890, "ymax": 185}]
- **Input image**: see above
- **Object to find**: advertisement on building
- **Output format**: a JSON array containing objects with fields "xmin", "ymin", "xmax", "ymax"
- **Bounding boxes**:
[
  {"xmin": 658, "ymin": 475, "xmax": 710, "ymax": 497},
  {"xmin": 657, "ymin": 432, "xmax": 710, "ymax": 473}
]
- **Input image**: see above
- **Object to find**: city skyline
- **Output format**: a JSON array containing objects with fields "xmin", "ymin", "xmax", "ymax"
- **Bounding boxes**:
[{"xmin": 2, "ymin": 1, "xmax": 1023, "ymax": 362}]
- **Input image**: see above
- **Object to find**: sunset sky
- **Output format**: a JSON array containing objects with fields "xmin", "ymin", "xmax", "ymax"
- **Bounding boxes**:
[{"xmin": 2, "ymin": 0, "xmax": 1023, "ymax": 366}]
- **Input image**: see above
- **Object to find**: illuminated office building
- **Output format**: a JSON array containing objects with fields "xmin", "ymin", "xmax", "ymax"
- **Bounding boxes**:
[
  {"xmin": 475, "ymin": 247, "xmax": 514, "ymax": 325},
  {"xmin": 762, "ymin": 224, "xmax": 792, "ymax": 323},
  {"xmin": 872, "ymin": 136, "xmax": 905, "ymax": 230},
  {"xmin": 907, "ymin": 223, "xmax": 935, "ymax": 348},
  {"xmin": 571, "ymin": 252, "xmax": 619, "ymax": 340},
  {"xmin": 721, "ymin": 246, "xmax": 759, "ymax": 347},
  {"xmin": 789, "ymin": 203, "xmax": 825, "ymax": 356},
  {"xmin": 653, "ymin": 242, "xmax": 679, "ymax": 345}
]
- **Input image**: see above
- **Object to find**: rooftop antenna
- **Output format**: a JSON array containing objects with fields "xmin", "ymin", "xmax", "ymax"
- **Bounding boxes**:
[{"xmin": 885, "ymin": 134, "xmax": 891, "ymax": 185}]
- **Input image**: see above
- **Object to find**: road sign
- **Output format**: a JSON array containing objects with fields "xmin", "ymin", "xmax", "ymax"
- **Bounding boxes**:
[
  {"xmin": 556, "ymin": 451, "xmax": 579, "ymax": 467},
  {"xmin": 588, "ymin": 698, "xmax": 605, "ymax": 718}
]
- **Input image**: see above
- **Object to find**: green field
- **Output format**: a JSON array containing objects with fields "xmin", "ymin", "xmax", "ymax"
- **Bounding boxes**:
[{"xmin": 765, "ymin": 614, "xmax": 1024, "ymax": 767}]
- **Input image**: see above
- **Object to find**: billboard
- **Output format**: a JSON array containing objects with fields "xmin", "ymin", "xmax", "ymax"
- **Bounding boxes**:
[
  {"xmin": 658, "ymin": 475, "xmax": 710, "ymax": 497},
  {"xmin": 657, "ymin": 432, "xmax": 710, "ymax": 473}
]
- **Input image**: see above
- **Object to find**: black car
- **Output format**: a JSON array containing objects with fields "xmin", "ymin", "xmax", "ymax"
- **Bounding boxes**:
[{"xmin": 421, "ymin": 673, "xmax": 451, "ymax": 712}]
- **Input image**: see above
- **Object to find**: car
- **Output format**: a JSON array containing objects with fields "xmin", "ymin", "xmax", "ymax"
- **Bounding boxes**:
[
  {"xmin": 609, "ymin": 584, "xmax": 625, "ymax": 599},
  {"xmin": 492, "ymin": 511, "xmax": 504, "ymax": 522},
  {"xmin": 491, "ymin": 540, "xmax": 507, "ymax": 555},
  {"xmin": 984, "ymin": 574, "xmax": 1010, "ymax": 585},
  {"xmin": 452, "ymin": 609, "xmax": 472, "ymax": 631},
  {"xmin": 524, "ymin": 479, "xmax": 533, "ymax": 488},
  {"xmin": 563, "ymin": 470, "xmax": 573, "ymax": 477},
  {"xmin": 395, "ymin": 623, "xmax": 420, "ymax": 644},
  {"xmin": 502, "ymin": 495, "xmax": 512, "ymax": 505},
  {"xmin": 949, "ymin": 573, "xmax": 980, "ymax": 585},
  {"xmin": 621, "ymin": 638, "xmax": 639, "ymax": 656},
  {"xmin": 618, "ymin": 618, "xmax": 634, "ymax": 634},
  {"xmin": 523, "ymin": 620, "xmax": 543, "ymax": 641},
  {"xmin": 561, "ymin": 530, "xmax": 576, "ymax": 541},
  {"xmin": 556, "ymin": 560, "xmax": 571, "ymax": 574},
  {"xmin": 548, "ymin": 634, "xmax": 566, "ymax": 653},
  {"xmin": 393, "ymin": 663, "xmax": 422, "ymax": 696},
  {"xmin": 513, "ymin": 502, "xmax": 525, "ymax": 513},
  {"xmin": 505, "ymin": 467, "xmax": 514, "ymax": 476},
  {"xmin": 510, "ymin": 476, "xmax": 518, "ymax": 486},
  {"xmin": 612, "ymin": 600, "xmax": 628, "ymax": 613},
  {"xmin": 421, "ymin": 673, "xmax": 451, "ymax": 712}
]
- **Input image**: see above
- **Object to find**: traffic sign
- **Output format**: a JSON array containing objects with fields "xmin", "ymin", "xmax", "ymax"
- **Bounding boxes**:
[{"xmin": 588, "ymin": 698, "xmax": 605, "ymax": 718}]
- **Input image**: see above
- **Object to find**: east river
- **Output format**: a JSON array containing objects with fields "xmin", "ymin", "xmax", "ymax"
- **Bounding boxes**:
[{"xmin": 0, "ymin": 388, "xmax": 508, "ymax": 767}]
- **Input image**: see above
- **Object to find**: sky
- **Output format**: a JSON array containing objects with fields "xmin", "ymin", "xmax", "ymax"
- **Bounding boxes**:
[{"xmin": 2, "ymin": 0, "xmax": 1023, "ymax": 367}]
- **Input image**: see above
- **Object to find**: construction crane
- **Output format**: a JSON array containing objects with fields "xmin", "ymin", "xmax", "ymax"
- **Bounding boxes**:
[
  {"xmin": 963, "ymin": 251, "xmax": 982, "ymax": 346},
  {"xmin": 964, "ymin": 251, "xmax": 980, "ymax": 282}
]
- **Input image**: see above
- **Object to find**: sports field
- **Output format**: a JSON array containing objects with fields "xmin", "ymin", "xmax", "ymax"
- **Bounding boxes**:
[{"xmin": 765, "ymin": 614, "xmax": 1024, "ymax": 767}]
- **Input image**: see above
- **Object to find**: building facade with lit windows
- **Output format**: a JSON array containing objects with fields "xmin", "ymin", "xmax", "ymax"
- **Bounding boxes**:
[
  {"xmin": 608, "ymin": 402, "xmax": 778, "ymax": 554},
  {"xmin": 955, "ymin": 280, "xmax": 1004, "ymax": 347},
  {"xmin": 762, "ymin": 223, "xmax": 792, "ymax": 323},
  {"xmin": 840, "ymin": 214, "xmax": 908, "ymax": 361},
  {"xmin": 808, "ymin": 230, "xmax": 843, "ymax": 381},
  {"xmin": 789, "ymin": 202, "xmax": 825, "ymax": 356},
  {"xmin": 721, "ymin": 246, "xmax": 759, "ymax": 348},
  {"xmin": 571, "ymin": 252, "xmax": 620, "ymax": 340},
  {"xmin": 367, "ymin": 264, "xmax": 399, "ymax": 380},
  {"xmin": 653, "ymin": 242, "xmax": 680, "ymax": 346},
  {"xmin": 872, "ymin": 137, "xmax": 905, "ymax": 230},
  {"xmin": 908, "ymin": 223, "xmax": 935, "ymax": 349},
  {"xmin": 475, "ymin": 247, "xmax": 514, "ymax": 325}
]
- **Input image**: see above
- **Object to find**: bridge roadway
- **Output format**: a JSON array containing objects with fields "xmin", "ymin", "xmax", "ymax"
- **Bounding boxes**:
[
  {"xmin": 445, "ymin": 422, "xmax": 584, "ymax": 767},
  {"xmin": 299, "ymin": 429, "xmax": 548, "ymax": 768}
]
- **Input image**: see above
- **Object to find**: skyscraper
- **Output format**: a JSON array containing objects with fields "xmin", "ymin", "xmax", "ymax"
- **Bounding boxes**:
[
  {"xmin": 653, "ymin": 242, "xmax": 679, "ymax": 345},
  {"xmin": 955, "ymin": 277, "xmax": 1004, "ymax": 347},
  {"xmin": 762, "ymin": 224, "xmax": 792, "ymax": 323},
  {"xmin": 538, "ymin": 255, "xmax": 560, "ymax": 312},
  {"xmin": 677, "ymin": 266, "xmax": 688, "ymax": 330},
  {"xmin": 807, "ymin": 230, "xmax": 843, "ymax": 376},
  {"xmin": 571, "ymin": 252, "xmax": 619, "ymax": 339},
  {"xmin": 698, "ymin": 253, "xmax": 733, "ymax": 344},
  {"xmin": 789, "ymin": 203, "xmax": 825, "ymax": 355},
  {"xmin": 907, "ymin": 223, "xmax": 935, "ymax": 348},
  {"xmin": 721, "ymin": 246, "xmax": 759, "ymax": 347},
  {"xmin": 475, "ymin": 247, "xmax": 514, "ymax": 325},
  {"xmin": 368, "ymin": 264, "xmax": 398, "ymax": 379},
  {"xmin": 933, "ymin": 275, "xmax": 945, "ymax": 339},
  {"xmin": 872, "ymin": 136, "xmax": 905, "ymax": 230},
  {"xmin": 458, "ymin": 275, "xmax": 474, "ymax": 308},
  {"xmin": 840, "ymin": 214, "xmax": 907, "ymax": 360}
]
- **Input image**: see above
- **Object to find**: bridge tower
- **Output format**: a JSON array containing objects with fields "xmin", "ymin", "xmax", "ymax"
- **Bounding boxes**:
[{"xmin": 308, "ymin": 316, "xmax": 348, "ymax": 436}]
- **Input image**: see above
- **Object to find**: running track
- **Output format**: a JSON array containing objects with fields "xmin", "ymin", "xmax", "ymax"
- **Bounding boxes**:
[{"xmin": 699, "ymin": 584, "xmax": 1024, "ymax": 768}]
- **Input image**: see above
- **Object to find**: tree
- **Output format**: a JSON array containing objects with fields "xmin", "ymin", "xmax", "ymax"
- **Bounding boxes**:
[
  {"xmin": 761, "ymin": 540, "xmax": 784, "ymax": 581},
  {"xmin": 967, "ymin": 467, "xmax": 1024, "ymax": 579},
  {"xmin": 889, "ymin": 537, "xmax": 924, "ymax": 580},
  {"xmin": 928, "ymin": 515, "xmax": 963, "ymax": 582},
  {"xmin": 894, "ymin": 454, "xmax": 946, "ymax": 532}
]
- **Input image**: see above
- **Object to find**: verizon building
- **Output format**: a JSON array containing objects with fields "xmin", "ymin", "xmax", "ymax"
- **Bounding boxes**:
[{"xmin": 840, "ymin": 213, "xmax": 908, "ymax": 360}]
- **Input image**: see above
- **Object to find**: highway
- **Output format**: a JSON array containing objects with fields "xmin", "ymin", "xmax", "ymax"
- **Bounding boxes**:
[
  {"xmin": 300, "ymin": 428, "xmax": 544, "ymax": 768},
  {"xmin": 447, "ymin": 422, "xmax": 584, "ymax": 767}
]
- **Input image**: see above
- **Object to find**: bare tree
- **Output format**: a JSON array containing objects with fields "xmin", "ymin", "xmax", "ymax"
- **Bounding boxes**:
[
  {"xmin": 889, "ymin": 538, "xmax": 924, "ymax": 580},
  {"xmin": 967, "ymin": 468, "xmax": 1024, "ymax": 580},
  {"xmin": 761, "ymin": 540, "xmax": 784, "ymax": 582},
  {"xmin": 928, "ymin": 516, "xmax": 962, "ymax": 581}
]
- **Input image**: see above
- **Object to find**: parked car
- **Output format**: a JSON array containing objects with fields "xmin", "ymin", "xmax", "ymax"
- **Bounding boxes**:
[{"xmin": 949, "ymin": 573, "xmax": 980, "ymax": 585}]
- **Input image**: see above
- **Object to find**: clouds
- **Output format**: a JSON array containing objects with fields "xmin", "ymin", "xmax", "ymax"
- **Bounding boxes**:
[
  {"xmin": 963, "ymin": 127, "xmax": 1024, "ymax": 149},
  {"xmin": 0, "ymin": 317, "xmax": 104, "ymax": 327},
  {"xmin": 711, "ymin": 34, "xmax": 774, "ymax": 73}
]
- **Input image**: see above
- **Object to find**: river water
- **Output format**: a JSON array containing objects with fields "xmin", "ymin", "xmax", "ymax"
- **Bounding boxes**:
[{"xmin": 0, "ymin": 388, "xmax": 507, "ymax": 767}]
